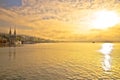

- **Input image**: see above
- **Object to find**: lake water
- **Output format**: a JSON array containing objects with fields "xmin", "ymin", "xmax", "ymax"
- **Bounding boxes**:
[{"xmin": 0, "ymin": 43, "xmax": 120, "ymax": 80}]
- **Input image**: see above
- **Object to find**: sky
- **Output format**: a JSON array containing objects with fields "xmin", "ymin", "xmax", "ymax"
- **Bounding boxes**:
[
  {"xmin": 0, "ymin": 0, "xmax": 120, "ymax": 41},
  {"xmin": 0, "ymin": 0, "xmax": 21, "ymax": 7}
]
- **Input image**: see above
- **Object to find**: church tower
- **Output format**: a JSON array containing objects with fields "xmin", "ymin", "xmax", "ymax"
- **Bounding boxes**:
[
  {"xmin": 9, "ymin": 27, "xmax": 12, "ymax": 46},
  {"xmin": 14, "ymin": 28, "xmax": 16, "ymax": 42},
  {"xmin": 9, "ymin": 27, "xmax": 12, "ymax": 36},
  {"xmin": 8, "ymin": 27, "xmax": 17, "ymax": 46},
  {"xmin": 14, "ymin": 28, "xmax": 16, "ymax": 37}
]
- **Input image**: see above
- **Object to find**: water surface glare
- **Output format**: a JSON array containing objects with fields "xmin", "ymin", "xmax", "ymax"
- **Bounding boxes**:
[{"xmin": 0, "ymin": 43, "xmax": 120, "ymax": 80}]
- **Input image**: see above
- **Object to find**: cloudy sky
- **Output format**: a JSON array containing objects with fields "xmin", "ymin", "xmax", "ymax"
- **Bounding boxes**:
[{"xmin": 0, "ymin": 0, "xmax": 120, "ymax": 41}]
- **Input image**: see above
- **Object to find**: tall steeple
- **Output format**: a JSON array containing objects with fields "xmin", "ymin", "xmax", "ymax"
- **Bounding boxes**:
[
  {"xmin": 9, "ymin": 27, "xmax": 12, "ymax": 36},
  {"xmin": 14, "ymin": 27, "xmax": 16, "ymax": 36},
  {"xmin": 9, "ymin": 27, "xmax": 12, "ymax": 46},
  {"xmin": 14, "ymin": 27, "xmax": 17, "ymax": 42}
]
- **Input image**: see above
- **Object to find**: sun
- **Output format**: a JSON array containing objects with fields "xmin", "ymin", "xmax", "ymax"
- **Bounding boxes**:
[{"xmin": 92, "ymin": 10, "xmax": 120, "ymax": 29}]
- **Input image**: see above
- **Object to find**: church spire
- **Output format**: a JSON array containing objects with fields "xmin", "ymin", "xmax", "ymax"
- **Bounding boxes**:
[
  {"xmin": 9, "ymin": 27, "xmax": 12, "ymax": 36},
  {"xmin": 14, "ymin": 27, "xmax": 16, "ymax": 36}
]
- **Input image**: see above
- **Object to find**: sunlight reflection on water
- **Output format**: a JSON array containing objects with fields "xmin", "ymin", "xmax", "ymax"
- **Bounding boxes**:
[{"xmin": 99, "ymin": 43, "xmax": 114, "ymax": 71}]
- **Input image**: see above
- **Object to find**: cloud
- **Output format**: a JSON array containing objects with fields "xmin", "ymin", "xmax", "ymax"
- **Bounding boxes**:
[{"xmin": 0, "ymin": 0, "xmax": 120, "ymax": 41}]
